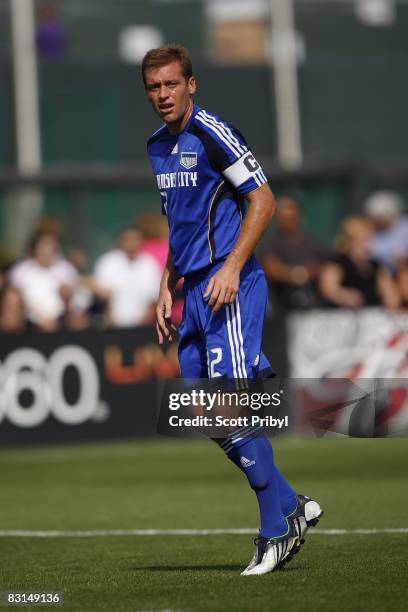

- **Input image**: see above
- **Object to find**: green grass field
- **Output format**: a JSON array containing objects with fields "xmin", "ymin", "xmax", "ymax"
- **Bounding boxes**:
[{"xmin": 0, "ymin": 437, "xmax": 407, "ymax": 612}]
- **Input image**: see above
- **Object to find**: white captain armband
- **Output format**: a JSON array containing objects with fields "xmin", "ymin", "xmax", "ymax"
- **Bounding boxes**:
[{"xmin": 222, "ymin": 151, "xmax": 267, "ymax": 189}]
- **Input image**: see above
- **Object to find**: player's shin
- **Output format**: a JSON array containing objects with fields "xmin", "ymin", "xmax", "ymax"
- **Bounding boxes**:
[
  {"xmin": 221, "ymin": 435, "xmax": 288, "ymax": 538},
  {"xmin": 258, "ymin": 437, "xmax": 297, "ymax": 517}
]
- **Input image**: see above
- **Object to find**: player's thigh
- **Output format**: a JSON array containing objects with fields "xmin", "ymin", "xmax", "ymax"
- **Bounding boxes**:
[
  {"xmin": 178, "ymin": 283, "xmax": 208, "ymax": 378},
  {"xmin": 178, "ymin": 330, "xmax": 207, "ymax": 378},
  {"xmin": 206, "ymin": 270, "xmax": 270, "ymax": 379},
  {"xmin": 205, "ymin": 302, "xmax": 253, "ymax": 379},
  {"xmin": 238, "ymin": 263, "xmax": 271, "ymax": 376}
]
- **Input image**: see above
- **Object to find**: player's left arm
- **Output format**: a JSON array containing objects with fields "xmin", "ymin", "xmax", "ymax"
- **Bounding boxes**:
[{"xmin": 204, "ymin": 183, "xmax": 276, "ymax": 312}]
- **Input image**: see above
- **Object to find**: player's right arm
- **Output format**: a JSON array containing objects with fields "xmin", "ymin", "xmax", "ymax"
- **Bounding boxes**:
[
  {"xmin": 156, "ymin": 248, "xmax": 180, "ymax": 344},
  {"xmin": 193, "ymin": 110, "xmax": 272, "ymax": 312}
]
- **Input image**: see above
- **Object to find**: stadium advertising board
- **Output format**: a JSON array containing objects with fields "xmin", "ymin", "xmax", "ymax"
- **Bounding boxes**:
[
  {"xmin": 0, "ymin": 327, "xmax": 179, "ymax": 445},
  {"xmin": 2, "ymin": 311, "xmax": 407, "ymax": 445},
  {"xmin": 288, "ymin": 308, "xmax": 408, "ymax": 436}
]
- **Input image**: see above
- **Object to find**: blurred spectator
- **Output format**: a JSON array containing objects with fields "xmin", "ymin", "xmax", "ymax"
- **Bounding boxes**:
[
  {"xmin": 64, "ymin": 245, "xmax": 99, "ymax": 329},
  {"xmin": 136, "ymin": 212, "xmax": 169, "ymax": 270},
  {"xmin": 8, "ymin": 231, "xmax": 79, "ymax": 331},
  {"xmin": 0, "ymin": 286, "xmax": 28, "ymax": 334},
  {"xmin": 319, "ymin": 217, "xmax": 399, "ymax": 309},
  {"xmin": 261, "ymin": 194, "xmax": 325, "ymax": 310},
  {"xmin": 36, "ymin": 2, "xmax": 68, "ymax": 59},
  {"xmin": 136, "ymin": 212, "xmax": 184, "ymax": 325},
  {"xmin": 34, "ymin": 215, "xmax": 64, "ymax": 238},
  {"xmin": 396, "ymin": 259, "xmax": 408, "ymax": 307},
  {"xmin": 364, "ymin": 191, "xmax": 408, "ymax": 272},
  {"xmin": 93, "ymin": 226, "xmax": 162, "ymax": 327},
  {"xmin": 67, "ymin": 246, "xmax": 88, "ymax": 274}
]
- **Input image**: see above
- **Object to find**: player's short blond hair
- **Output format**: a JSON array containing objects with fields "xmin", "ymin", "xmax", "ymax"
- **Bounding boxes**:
[{"xmin": 142, "ymin": 44, "xmax": 193, "ymax": 85}]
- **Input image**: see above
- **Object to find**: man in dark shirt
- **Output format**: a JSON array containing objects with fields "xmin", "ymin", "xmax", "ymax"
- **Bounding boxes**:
[{"xmin": 261, "ymin": 194, "xmax": 325, "ymax": 310}]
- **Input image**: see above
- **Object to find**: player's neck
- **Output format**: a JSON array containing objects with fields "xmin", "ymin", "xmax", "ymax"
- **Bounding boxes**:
[{"xmin": 168, "ymin": 100, "xmax": 193, "ymax": 135}]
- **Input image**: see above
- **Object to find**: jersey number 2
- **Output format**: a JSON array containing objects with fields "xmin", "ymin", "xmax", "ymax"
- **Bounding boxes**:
[{"xmin": 207, "ymin": 348, "xmax": 223, "ymax": 378}]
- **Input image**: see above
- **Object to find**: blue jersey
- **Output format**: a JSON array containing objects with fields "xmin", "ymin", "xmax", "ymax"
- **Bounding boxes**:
[{"xmin": 147, "ymin": 105, "xmax": 268, "ymax": 277}]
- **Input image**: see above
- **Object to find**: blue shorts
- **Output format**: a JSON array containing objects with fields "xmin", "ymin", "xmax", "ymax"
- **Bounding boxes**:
[{"xmin": 178, "ymin": 256, "xmax": 274, "ymax": 379}]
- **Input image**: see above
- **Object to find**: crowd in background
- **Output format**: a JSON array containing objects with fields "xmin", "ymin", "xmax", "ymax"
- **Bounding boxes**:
[
  {"xmin": 262, "ymin": 190, "xmax": 408, "ymax": 313},
  {"xmin": 0, "ymin": 191, "xmax": 407, "ymax": 335}
]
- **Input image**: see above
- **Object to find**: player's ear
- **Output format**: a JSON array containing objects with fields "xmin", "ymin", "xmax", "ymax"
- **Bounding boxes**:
[{"xmin": 188, "ymin": 76, "xmax": 197, "ymax": 95}]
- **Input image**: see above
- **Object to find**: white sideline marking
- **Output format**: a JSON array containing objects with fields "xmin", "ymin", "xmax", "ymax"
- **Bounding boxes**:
[{"xmin": 0, "ymin": 528, "xmax": 407, "ymax": 538}]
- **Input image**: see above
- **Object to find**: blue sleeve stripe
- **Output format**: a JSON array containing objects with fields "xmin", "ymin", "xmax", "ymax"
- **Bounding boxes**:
[
  {"xmin": 199, "ymin": 110, "xmax": 248, "ymax": 155},
  {"xmin": 253, "ymin": 173, "xmax": 262, "ymax": 187},
  {"xmin": 196, "ymin": 111, "xmax": 247, "ymax": 159},
  {"xmin": 253, "ymin": 170, "xmax": 267, "ymax": 188},
  {"xmin": 196, "ymin": 113, "xmax": 241, "ymax": 157}
]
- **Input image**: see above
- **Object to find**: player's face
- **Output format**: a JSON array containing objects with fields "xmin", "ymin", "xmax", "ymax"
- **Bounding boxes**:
[{"xmin": 144, "ymin": 62, "xmax": 196, "ymax": 133}]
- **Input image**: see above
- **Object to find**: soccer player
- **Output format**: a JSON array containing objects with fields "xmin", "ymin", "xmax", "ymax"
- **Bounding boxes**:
[{"xmin": 143, "ymin": 44, "xmax": 322, "ymax": 575}]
